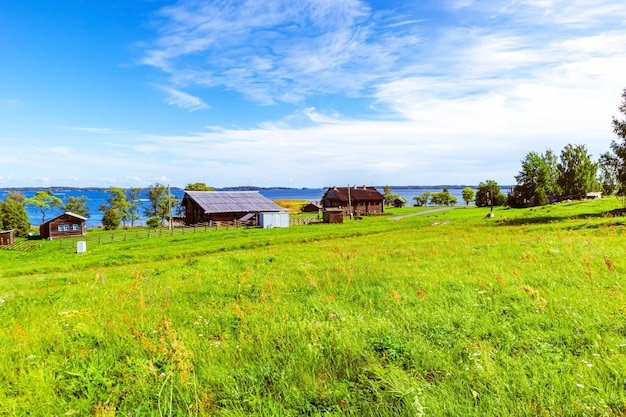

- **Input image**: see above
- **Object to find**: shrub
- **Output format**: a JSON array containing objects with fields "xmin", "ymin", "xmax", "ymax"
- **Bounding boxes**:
[
  {"xmin": 146, "ymin": 217, "xmax": 161, "ymax": 228},
  {"xmin": 101, "ymin": 208, "xmax": 120, "ymax": 230}
]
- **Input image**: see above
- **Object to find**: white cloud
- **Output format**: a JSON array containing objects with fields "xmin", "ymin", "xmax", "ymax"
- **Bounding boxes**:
[
  {"xmin": 142, "ymin": 0, "xmax": 416, "ymax": 104},
  {"xmin": 157, "ymin": 86, "xmax": 209, "ymax": 111}
]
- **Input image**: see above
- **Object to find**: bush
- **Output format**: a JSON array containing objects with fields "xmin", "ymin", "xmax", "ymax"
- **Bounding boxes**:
[
  {"xmin": 102, "ymin": 208, "xmax": 120, "ymax": 230},
  {"xmin": 146, "ymin": 217, "xmax": 161, "ymax": 228}
]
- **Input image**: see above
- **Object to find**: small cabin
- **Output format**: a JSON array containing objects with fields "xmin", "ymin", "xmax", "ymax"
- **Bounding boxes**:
[
  {"xmin": 39, "ymin": 212, "xmax": 87, "ymax": 240},
  {"xmin": 0, "ymin": 230, "xmax": 14, "ymax": 246},
  {"xmin": 323, "ymin": 208, "xmax": 344, "ymax": 224},
  {"xmin": 301, "ymin": 203, "xmax": 322, "ymax": 213}
]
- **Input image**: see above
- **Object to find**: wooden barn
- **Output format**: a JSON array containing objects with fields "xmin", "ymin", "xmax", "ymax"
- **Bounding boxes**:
[
  {"xmin": 321, "ymin": 186, "xmax": 384, "ymax": 216},
  {"xmin": 181, "ymin": 191, "xmax": 287, "ymax": 226},
  {"xmin": 39, "ymin": 212, "xmax": 87, "ymax": 240},
  {"xmin": 301, "ymin": 202, "xmax": 322, "ymax": 213},
  {"xmin": 0, "ymin": 230, "xmax": 14, "ymax": 246}
]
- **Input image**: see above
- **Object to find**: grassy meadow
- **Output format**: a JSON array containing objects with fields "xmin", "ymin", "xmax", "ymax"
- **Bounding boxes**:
[{"xmin": 1, "ymin": 199, "xmax": 626, "ymax": 416}]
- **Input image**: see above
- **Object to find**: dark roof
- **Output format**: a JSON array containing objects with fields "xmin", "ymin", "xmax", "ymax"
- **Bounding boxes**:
[
  {"xmin": 322, "ymin": 186, "xmax": 384, "ymax": 202},
  {"xmin": 182, "ymin": 191, "xmax": 285, "ymax": 214},
  {"xmin": 40, "ymin": 212, "xmax": 87, "ymax": 226}
]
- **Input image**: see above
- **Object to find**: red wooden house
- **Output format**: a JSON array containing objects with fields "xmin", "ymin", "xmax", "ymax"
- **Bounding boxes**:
[
  {"xmin": 321, "ymin": 186, "xmax": 384, "ymax": 216},
  {"xmin": 39, "ymin": 212, "xmax": 87, "ymax": 240}
]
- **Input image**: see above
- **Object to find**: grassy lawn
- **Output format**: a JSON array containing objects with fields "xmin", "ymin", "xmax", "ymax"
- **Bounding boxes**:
[{"xmin": 1, "ymin": 199, "xmax": 626, "ymax": 416}]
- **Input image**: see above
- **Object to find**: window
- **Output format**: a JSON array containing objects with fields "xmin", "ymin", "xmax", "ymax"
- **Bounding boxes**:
[
  {"xmin": 72, "ymin": 224, "xmax": 79, "ymax": 231},
  {"xmin": 58, "ymin": 224, "xmax": 70, "ymax": 232}
]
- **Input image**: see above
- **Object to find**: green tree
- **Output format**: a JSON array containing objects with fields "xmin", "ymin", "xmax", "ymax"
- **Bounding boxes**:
[
  {"xmin": 412, "ymin": 192, "xmax": 430, "ymax": 207},
  {"xmin": 609, "ymin": 88, "xmax": 626, "ymax": 195},
  {"xmin": 598, "ymin": 152, "xmax": 620, "ymax": 196},
  {"xmin": 145, "ymin": 183, "xmax": 166, "ymax": 219},
  {"xmin": 534, "ymin": 188, "xmax": 549, "ymax": 206},
  {"xmin": 476, "ymin": 180, "xmax": 505, "ymax": 208},
  {"xmin": 557, "ymin": 144, "xmax": 598, "ymax": 195},
  {"xmin": 126, "ymin": 187, "xmax": 143, "ymax": 227},
  {"xmin": 145, "ymin": 183, "xmax": 178, "ymax": 224},
  {"xmin": 105, "ymin": 187, "xmax": 131, "ymax": 228},
  {"xmin": 0, "ymin": 192, "xmax": 30, "ymax": 237},
  {"xmin": 25, "ymin": 190, "xmax": 62, "ymax": 224},
  {"xmin": 101, "ymin": 207, "xmax": 120, "ymax": 230},
  {"xmin": 542, "ymin": 149, "xmax": 561, "ymax": 195},
  {"xmin": 61, "ymin": 196, "xmax": 90, "ymax": 218},
  {"xmin": 382, "ymin": 185, "xmax": 400, "ymax": 206},
  {"xmin": 515, "ymin": 152, "xmax": 550, "ymax": 201},
  {"xmin": 507, "ymin": 186, "xmax": 527, "ymax": 208},
  {"xmin": 430, "ymin": 189, "xmax": 453, "ymax": 206},
  {"xmin": 185, "ymin": 182, "xmax": 215, "ymax": 191},
  {"xmin": 461, "ymin": 187, "xmax": 475, "ymax": 207}
]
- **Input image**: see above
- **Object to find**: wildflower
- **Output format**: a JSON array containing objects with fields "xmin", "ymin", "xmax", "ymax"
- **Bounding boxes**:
[{"xmin": 577, "ymin": 383, "xmax": 584, "ymax": 388}]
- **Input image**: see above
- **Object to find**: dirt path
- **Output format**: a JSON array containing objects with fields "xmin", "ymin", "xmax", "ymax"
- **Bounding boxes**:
[{"xmin": 388, "ymin": 207, "xmax": 452, "ymax": 220}]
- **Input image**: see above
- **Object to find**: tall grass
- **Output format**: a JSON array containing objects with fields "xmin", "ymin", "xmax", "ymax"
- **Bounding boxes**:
[{"xmin": 1, "ymin": 199, "xmax": 626, "ymax": 415}]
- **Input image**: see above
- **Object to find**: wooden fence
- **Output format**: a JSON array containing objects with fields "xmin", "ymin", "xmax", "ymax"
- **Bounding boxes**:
[
  {"xmin": 0, "ymin": 240, "xmax": 38, "ymax": 252},
  {"xmin": 289, "ymin": 217, "xmax": 321, "ymax": 226},
  {"xmin": 56, "ymin": 222, "xmax": 242, "ymax": 250}
]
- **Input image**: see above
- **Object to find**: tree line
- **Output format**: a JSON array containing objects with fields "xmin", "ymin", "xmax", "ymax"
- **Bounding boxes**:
[
  {"xmin": 0, "ymin": 182, "xmax": 215, "ymax": 236},
  {"xmin": 462, "ymin": 87, "xmax": 626, "ymax": 209}
]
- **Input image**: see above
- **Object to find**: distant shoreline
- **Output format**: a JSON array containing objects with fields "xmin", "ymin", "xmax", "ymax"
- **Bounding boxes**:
[{"xmin": 0, "ymin": 184, "xmax": 502, "ymax": 193}]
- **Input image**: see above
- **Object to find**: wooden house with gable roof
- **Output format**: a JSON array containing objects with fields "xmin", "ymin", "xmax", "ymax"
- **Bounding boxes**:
[
  {"xmin": 39, "ymin": 212, "xmax": 87, "ymax": 240},
  {"xmin": 321, "ymin": 186, "xmax": 384, "ymax": 216},
  {"xmin": 181, "ymin": 191, "xmax": 287, "ymax": 227}
]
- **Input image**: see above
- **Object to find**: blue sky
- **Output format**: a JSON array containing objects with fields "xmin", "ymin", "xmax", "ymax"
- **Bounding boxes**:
[{"xmin": 2, "ymin": 0, "xmax": 626, "ymax": 188}]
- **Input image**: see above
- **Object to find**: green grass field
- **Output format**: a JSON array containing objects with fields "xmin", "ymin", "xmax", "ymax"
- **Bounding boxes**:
[{"xmin": 1, "ymin": 199, "xmax": 626, "ymax": 416}]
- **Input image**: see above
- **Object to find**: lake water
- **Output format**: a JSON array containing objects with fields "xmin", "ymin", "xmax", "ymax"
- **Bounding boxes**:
[{"xmin": 0, "ymin": 186, "xmax": 505, "ymax": 228}]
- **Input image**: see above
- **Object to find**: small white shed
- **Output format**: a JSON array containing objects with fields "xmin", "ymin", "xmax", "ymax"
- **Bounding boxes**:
[{"xmin": 259, "ymin": 212, "xmax": 289, "ymax": 228}]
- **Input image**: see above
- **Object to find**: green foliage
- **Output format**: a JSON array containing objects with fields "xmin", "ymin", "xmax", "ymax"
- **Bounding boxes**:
[
  {"xmin": 533, "ymin": 188, "xmax": 548, "ymax": 206},
  {"xmin": 515, "ymin": 152, "xmax": 549, "ymax": 200},
  {"xmin": 101, "ymin": 207, "xmax": 120, "ymax": 230},
  {"xmin": 610, "ymin": 88, "xmax": 626, "ymax": 195},
  {"xmin": 146, "ymin": 217, "xmax": 161, "ymax": 228},
  {"xmin": 185, "ymin": 182, "xmax": 215, "ymax": 191},
  {"xmin": 507, "ymin": 186, "xmax": 528, "ymax": 208},
  {"xmin": 412, "ymin": 192, "xmax": 430, "ymax": 207},
  {"xmin": 125, "ymin": 187, "xmax": 143, "ymax": 227},
  {"xmin": 61, "ymin": 195, "xmax": 90, "ymax": 218},
  {"xmin": 24, "ymin": 190, "xmax": 62, "ymax": 224},
  {"xmin": 383, "ymin": 185, "xmax": 401, "ymax": 206},
  {"xmin": 461, "ymin": 187, "xmax": 475, "ymax": 206},
  {"xmin": 145, "ymin": 183, "xmax": 178, "ymax": 223},
  {"xmin": 557, "ymin": 144, "xmax": 598, "ymax": 195},
  {"xmin": 104, "ymin": 187, "xmax": 131, "ymax": 228},
  {"xmin": 475, "ymin": 180, "xmax": 505, "ymax": 208},
  {"xmin": 0, "ymin": 193, "xmax": 30, "ymax": 237},
  {"xmin": 430, "ymin": 189, "xmax": 456, "ymax": 206}
]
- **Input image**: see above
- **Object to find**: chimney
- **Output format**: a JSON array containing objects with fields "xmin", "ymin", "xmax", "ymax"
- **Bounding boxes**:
[
  {"xmin": 363, "ymin": 185, "xmax": 367, "ymax": 190},
  {"xmin": 333, "ymin": 186, "xmax": 337, "ymax": 190}
]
